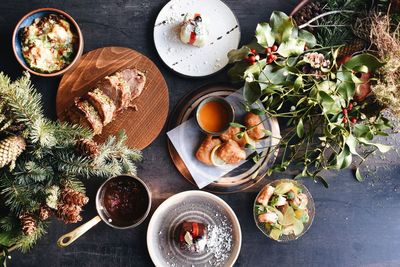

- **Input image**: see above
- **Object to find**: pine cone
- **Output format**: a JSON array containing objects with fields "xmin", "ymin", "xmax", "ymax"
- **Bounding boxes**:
[
  {"xmin": 56, "ymin": 203, "xmax": 83, "ymax": 224},
  {"xmin": 338, "ymin": 39, "xmax": 367, "ymax": 58},
  {"xmin": 75, "ymin": 139, "xmax": 100, "ymax": 158},
  {"xmin": 39, "ymin": 204, "xmax": 52, "ymax": 220},
  {"xmin": 60, "ymin": 188, "xmax": 89, "ymax": 206},
  {"xmin": 19, "ymin": 213, "xmax": 37, "ymax": 236},
  {"xmin": 0, "ymin": 135, "xmax": 26, "ymax": 169}
]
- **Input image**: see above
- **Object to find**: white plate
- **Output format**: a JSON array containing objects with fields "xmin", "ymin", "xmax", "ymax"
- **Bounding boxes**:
[
  {"xmin": 147, "ymin": 191, "xmax": 242, "ymax": 267},
  {"xmin": 153, "ymin": 0, "xmax": 241, "ymax": 77}
]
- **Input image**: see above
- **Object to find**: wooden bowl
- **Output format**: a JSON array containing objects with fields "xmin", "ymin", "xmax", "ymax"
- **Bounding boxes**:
[{"xmin": 12, "ymin": 8, "xmax": 84, "ymax": 77}]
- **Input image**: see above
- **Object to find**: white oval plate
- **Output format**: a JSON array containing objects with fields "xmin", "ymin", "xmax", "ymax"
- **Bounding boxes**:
[
  {"xmin": 147, "ymin": 190, "xmax": 242, "ymax": 267},
  {"xmin": 153, "ymin": 0, "xmax": 241, "ymax": 77}
]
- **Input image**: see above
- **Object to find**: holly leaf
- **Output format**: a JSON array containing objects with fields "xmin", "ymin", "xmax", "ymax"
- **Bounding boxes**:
[
  {"xmin": 255, "ymin": 23, "xmax": 275, "ymax": 48},
  {"xmin": 344, "ymin": 54, "xmax": 385, "ymax": 71},
  {"xmin": 298, "ymin": 29, "xmax": 317, "ymax": 48},
  {"xmin": 259, "ymin": 65, "xmax": 288, "ymax": 85},
  {"xmin": 270, "ymin": 11, "xmax": 294, "ymax": 43},
  {"xmin": 318, "ymin": 91, "xmax": 342, "ymax": 115},
  {"xmin": 277, "ymin": 38, "xmax": 306, "ymax": 57},
  {"xmin": 336, "ymin": 145, "xmax": 352, "ymax": 169},
  {"xmin": 357, "ymin": 138, "xmax": 391, "ymax": 153},
  {"xmin": 353, "ymin": 124, "xmax": 372, "ymax": 139},
  {"xmin": 228, "ymin": 61, "xmax": 249, "ymax": 83},
  {"xmin": 228, "ymin": 46, "xmax": 251, "ymax": 64},
  {"xmin": 345, "ymin": 134, "xmax": 362, "ymax": 158},
  {"xmin": 244, "ymin": 81, "xmax": 262, "ymax": 104},
  {"xmin": 244, "ymin": 59, "xmax": 267, "ymax": 78}
]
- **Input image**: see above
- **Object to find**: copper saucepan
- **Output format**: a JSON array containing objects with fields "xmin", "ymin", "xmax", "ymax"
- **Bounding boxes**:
[{"xmin": 57, "ymin": 175, "xmax": 152, "ymax": 247}]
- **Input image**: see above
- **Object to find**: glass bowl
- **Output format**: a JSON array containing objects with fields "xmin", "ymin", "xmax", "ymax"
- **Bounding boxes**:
[{"xmin": 253, "ymin": 179, "xmax": 315, "ymax": 242}]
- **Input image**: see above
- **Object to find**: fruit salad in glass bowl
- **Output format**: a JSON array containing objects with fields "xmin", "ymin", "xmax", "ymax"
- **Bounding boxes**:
[{"xmin": 253, "ymin": 179, "xmax": 315, "ymax": 241}]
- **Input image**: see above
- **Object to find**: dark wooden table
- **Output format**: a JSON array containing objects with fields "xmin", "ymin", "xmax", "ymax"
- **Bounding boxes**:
[{"xmin": 1, "ymin": 1, "xmax": 399, "ymax": 266}]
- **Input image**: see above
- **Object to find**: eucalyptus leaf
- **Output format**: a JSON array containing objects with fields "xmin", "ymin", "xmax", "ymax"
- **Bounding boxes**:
[{"xmin": 255, "ymin": 23, "xmax": 275, "ymax": 48}]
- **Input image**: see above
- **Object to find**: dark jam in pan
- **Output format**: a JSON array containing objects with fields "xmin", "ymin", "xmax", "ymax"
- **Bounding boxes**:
[{"xmin": 100, "ymin": 176, "xmax": 149, "ymax": 227}]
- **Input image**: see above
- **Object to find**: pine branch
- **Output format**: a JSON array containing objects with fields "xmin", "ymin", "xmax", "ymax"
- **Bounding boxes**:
[
  {"xmin": 60, "ymin": 175, "xmax": 86, "ymax": 194},
  {"xmin": 0, "ymin": 73, "xmax": 44, "ymax": 127},
  {"xmin": 53, "ymin": 122, "xmax": 93, "ymax": 146},
  {"xmin": 13, "ymin": 221, "xmax": 48, "ymax": 253}
]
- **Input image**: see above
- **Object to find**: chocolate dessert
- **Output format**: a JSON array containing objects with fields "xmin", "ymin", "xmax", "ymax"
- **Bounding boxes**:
[{"xmin": 176, "ymin": 221, "xmax": 208, "ymax": 253}]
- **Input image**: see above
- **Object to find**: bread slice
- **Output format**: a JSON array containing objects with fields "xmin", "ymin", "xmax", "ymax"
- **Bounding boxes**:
[{"xmin": 87, "ymin": 88, "xmax": 116, "ymax": 126}]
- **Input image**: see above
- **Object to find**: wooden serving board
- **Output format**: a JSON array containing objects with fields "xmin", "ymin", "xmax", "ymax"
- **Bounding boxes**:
[{"xmin": 56, "ymin": 47, "xmax": 169, "ymax": 149}]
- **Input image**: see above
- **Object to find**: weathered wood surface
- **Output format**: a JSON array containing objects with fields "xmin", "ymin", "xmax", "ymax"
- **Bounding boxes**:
[{"xmin": 0, "ymin": 0, "xmax": 399, "ymax": 266}]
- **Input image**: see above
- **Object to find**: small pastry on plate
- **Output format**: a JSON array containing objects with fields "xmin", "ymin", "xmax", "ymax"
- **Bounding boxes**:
[
  {"xmin": 216, "ymin": 139, "xmax": 246, "ymax": 164},
  {"xmin": 180, "ymin": 13, "xmax": 208, "ymax": 47},
  {"xmin": 195, "ymin": 135, "xmax": 222, "ymax": 165},
  {"xmin": 177, "ymin": 221, "xmax": 207, "ymax": 253},
  {"xmin": 220, "ymin": 126, "xmax": 247, "ymax": 147},
  {"xmin": 244, "ymin": 113, "xmax": 266, "ymax": 140}
]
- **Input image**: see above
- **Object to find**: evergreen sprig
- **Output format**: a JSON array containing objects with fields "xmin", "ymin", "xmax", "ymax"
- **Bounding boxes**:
[{"xmin": 0, "ymin": 72, "xmax": 142, "ymax": 262}]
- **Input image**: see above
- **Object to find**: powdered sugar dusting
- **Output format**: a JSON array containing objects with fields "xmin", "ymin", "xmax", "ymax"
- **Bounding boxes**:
[{"xmin": 206, "ymin": 217, "xmax": 233, "ymax": 266}]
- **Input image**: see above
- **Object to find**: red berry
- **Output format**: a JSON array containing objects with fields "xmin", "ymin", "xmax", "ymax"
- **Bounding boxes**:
[
  {"xmin": 251, "ymin": 49, "xmax": 256, "ymax": 54},
  {"xmin": 266, "ymin": 52, "xmax": 272, "ymax": 58},
  {"xmin": 271, "ymin": 45, "xmax": 278, "ymax": 52},
  {"xmin": 351, "ymin": 118, "xmax": 357, "ymax": 124},
  {"xmin": 342, "ymin": 117, "xmax": 348, "ymax": 124},
  {"xmin": 348, "ymin": 103, "xmax": 353, "ymax": 111},
  {"xmin": 267, "ymin": 59, "xmax": 272, "ymax": 64},
  {"xmin": 251, "ymin": 61, "xmax": 256, "ymax": 65},
  {"xmin": 265, "ymin": 47, "xmax": 272, "ymax": 54},
  {"xmin": 244, "ymin": 56, "xmax": 249, "ymax": 62},
  {"xmin": 342, "ymin": 108, "xmax": 348, "ymax": 115},
  {"xmin": 249, "ymin": 55, "xmax": 256, "ymax": 63},
  {"xmin": 272, "ymin": 55, "xmax": 278, "ymax": 61}
]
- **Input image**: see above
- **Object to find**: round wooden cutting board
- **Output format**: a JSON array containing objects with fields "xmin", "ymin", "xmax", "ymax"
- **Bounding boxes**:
[{"xmin": 56, "ymin": 47, "xmax": 169, "ymax": 149}]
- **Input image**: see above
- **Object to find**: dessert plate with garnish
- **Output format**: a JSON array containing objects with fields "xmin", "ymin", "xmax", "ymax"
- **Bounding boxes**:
[
  {"xmin": 167, "ymin": 84, "xmax": 281, "ymax": 193},
  {"xmin": 147, "ymin": 190, "xmax": 241, "ymax": 267},
  {"xmin": 154, "ymin": 0, "xmax": 241, "ymax": 77},
  {"xmin": 56, "ymin": 47, "xmax": 169, "ymax": 149}
]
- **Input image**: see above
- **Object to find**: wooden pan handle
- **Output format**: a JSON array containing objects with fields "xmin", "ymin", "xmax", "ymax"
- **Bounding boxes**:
[{"xmin": 57, "ymin": 215, "xmax": 102, "ymax": 248}]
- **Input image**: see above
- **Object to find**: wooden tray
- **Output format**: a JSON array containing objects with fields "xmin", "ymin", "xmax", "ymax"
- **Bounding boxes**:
[
  {"xmin": 56, "ymin": 47, "xmax": 169, "ymax": 149},
  {"xmin": 167, "ymin": 83, "xmax": 280, "ymax": 194}
]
